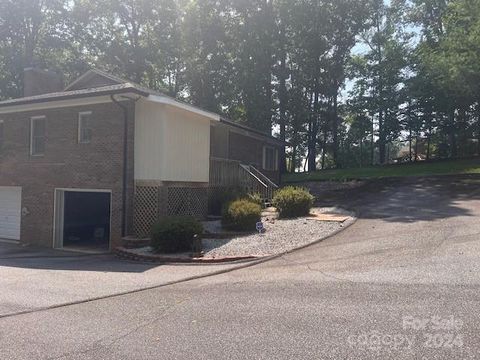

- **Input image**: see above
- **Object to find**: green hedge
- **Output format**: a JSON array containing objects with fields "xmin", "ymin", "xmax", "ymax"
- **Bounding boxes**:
[
  {"xmin": 272, "ymin": 186, "xmax": 314, "ymax": 218},
  {"xmin": 222, "ymin": 199, "xmax": 262, "ymax": 231},
  {"xmin": 208, "ymin": 186, "xmax": 246, "ymax": 216},
  {"xmin": 151, "ymin": 216, "xmax": 203, "ymax": 254},
  {"xmin": 246, "ymin": 192, "xmax": 263, "ymax": 206}
]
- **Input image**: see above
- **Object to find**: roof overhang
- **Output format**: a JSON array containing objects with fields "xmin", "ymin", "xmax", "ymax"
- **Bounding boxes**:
[
  {"xmin": 0, "ymin": 88, "xmax": 148, "ymax": 114},
  {"xmin": 145, "ymin": 95, "xmax": 221, "ymax": 122},
  {"xmin": 218, "ymin": 118, "xmax": 289, "ymax": 146}
]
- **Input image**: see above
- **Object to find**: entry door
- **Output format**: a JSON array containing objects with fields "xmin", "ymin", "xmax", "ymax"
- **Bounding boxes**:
[{"xmin": 0, "ymin": 186, "xmax": 22, "ymax": 240}]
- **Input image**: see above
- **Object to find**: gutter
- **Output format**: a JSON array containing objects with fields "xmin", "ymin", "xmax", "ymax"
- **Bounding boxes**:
[
  {"xmin": 0, "ymin": 87, "xmax": 149, "ymax": 109},
  {"xmin": 110, "ymin": 95, "xmax": 140, "ymax": 238}
]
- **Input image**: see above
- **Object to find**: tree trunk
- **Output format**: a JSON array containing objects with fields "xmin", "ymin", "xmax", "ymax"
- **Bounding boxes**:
[
  {"xmin": 448, "ymin": 109, "xmax": 457, "ymax": 158},
  {"xmin": 264, "ymin": 73, "xmax": 274, "ymax": 133},
  {"xmin": 278, "ymin": 23, "xmax": 288, "ymax": 174},
  {"xmin": 409, "ymin": 128, "xmax": 413, "ymax": 162},
  {"xmin": 332, "ymin": 87, "xmax": 339, "ymax": 167},
  {"xmin": 426, "ymin": 110, "xmax": 433, "ymax": 161},
  {"xmin": 378, "ymin": 111, "xmax": 386, "ymax": 165},
  {"xmin": 360, "ymin": 138, "xmax": 363, "ymax": 168},
  {"xmin": 371, "ymin": 117, "xmax": 375, "ymax": 165},
  {"xmin": 375, "ymin": 10, "xmax": 385, "ymax": 165},
  {"xmin": 321, "ymin": 126, "xmax": 327, "ymax": 170},
  {"xmin": 291, "ymin": 144, "xmax": 296, "ymax": 173},
  {"xmin": 414, "ymin": 135, "xmax": 419, "ymax": 162},
  {"xmin": 308, "ymin": 86, "xmax": 320, "ymax": 172},
  {"xmin": 307, "ymin": 120, "xmax": 318, "ymax": 172},
  {"xmin": 458, "ymin": 108, "xmax": 467, "ymax": 157},
  {"xmin": 426, "ymin": 130, "xmax": 431, "ymax": 161},
  {"xmin": 379, "ymin": 141, "xmax": 386, "ymax": 164},
  {"xmin": 477, "ymin": 104, "xmax": 480, "ymax": 156}
]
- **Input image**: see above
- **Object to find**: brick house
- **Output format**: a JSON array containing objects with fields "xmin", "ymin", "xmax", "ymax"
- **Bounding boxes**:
[{"xmin": 0, "ymin": 69, "xmax": 284, "ymax": 251}]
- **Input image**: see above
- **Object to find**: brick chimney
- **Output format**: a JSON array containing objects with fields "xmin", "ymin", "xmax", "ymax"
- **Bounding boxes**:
[{"xmin": 23, "ymin": 68, "xmax": 64, "ymax": 97}]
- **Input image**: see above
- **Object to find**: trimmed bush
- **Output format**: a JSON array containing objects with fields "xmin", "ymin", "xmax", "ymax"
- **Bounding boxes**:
[
  {"xmin": 272, "ymin": 186, "xmax": 314, "ymax": 218},
  {"xmin": 208, "ymin": 186, "xmax": 246, "ymax": 216},
  {"xmin": 222, "ymin": 199, "xmax": 262, "ymax": 231},
  {"xmin": 151, "ymin": 216, "xmax": 203, "ymax": 254},
  {"xmin": 246, "ymin": 192, "xmax": 263, "ymax": 206}
]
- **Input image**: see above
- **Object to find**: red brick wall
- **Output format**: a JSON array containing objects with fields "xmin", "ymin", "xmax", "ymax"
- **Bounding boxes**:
[{"xmin": 0, "ymin": 101, "xmax": 135, "ymax": 248}]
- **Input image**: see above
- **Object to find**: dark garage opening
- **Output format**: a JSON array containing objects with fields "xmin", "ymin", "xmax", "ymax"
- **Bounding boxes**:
[{"xmin": 63, "ymin": 191, "xmax": 111, "ymax": 251}]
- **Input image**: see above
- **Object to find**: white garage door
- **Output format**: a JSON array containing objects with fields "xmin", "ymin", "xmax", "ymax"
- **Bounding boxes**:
[{"xmin": 0, "ymin": 187, "xmax": 21, "ymax": 240}]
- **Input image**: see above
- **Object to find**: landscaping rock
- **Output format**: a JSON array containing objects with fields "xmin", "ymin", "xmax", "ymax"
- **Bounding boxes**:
[
  {"xmin": 202, "ymin": 207, "xmax": 355, "ymax": 257},
  {"xmin": 120, "ymin": 207, "xmax": 355, "ymax": 262}
]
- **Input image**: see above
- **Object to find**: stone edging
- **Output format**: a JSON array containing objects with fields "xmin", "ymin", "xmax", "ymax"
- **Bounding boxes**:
[{"xmin": 114, "ymin": 247, "xmax": 266, "ymax": 264}]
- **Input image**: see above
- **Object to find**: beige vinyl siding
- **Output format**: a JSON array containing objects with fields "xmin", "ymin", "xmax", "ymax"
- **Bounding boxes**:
[
  {"xmin": 134, "ymin": 99, "xmax": 211, "ymax": 182},
  {"xmin": 134, "ymin": 100, "xmax": 166, "ymax": 180}
]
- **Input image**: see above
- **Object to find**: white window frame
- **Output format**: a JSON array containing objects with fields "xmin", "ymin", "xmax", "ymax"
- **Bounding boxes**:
[
  {"xmin": 78, "ymin": 111, "xmax": 93, "ymax": 144},
  {"xmin": 30, "ymin": 116, "xmax": 46, "ymax": 156},
  {"xmin": 262, "ymin": 145, "xmax": 278, "ymax": 171}
]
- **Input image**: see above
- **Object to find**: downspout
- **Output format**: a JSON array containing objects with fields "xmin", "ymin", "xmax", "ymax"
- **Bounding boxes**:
[{"xmin": 110, "ymin": 95, "xmax": 132, "ymax": 238}]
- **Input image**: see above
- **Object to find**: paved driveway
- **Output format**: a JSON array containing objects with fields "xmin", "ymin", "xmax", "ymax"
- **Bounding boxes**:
[
  {"xmin": 0, "ymin": 243, "xmax": 242, "ymax": 317},
  {"xmin": 1, "ymin": 175, "xmax": 480, "ymax": 359}
]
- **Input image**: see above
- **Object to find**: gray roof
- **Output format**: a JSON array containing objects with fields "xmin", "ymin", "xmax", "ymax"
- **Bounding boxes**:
[
  {"xmin": 0, "ymin": 68, "xmax": 287, "ymax": 145},
  {"xmin": 219, "ymin": 118, "xmax": 287, "ymax": 146},
  {"xmin": 64, "ymin": 69, "xmax": 134, "ymax": 91},
  {"xmin": 0, "ymin": 83, "xmax": 149, "ymax": 108}
]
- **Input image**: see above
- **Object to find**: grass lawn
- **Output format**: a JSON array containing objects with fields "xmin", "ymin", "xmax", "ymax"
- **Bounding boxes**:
[{"xmin": 282, "ymin": 158, "xmax": 480, "ymax": 183}]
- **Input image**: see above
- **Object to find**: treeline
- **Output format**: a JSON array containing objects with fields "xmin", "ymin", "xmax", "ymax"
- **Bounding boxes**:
[{"xmin": 0, "ymin": 0, "xmax": 479, "ymax": 171}]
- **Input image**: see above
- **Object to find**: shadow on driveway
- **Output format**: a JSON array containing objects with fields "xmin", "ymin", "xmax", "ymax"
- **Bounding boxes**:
[
  {"xmin": 0, "ymin": 241, "xmax": 243, "ymax": 317},
  {"xmin": 316, "ymin": 174, "xmax": 480, "ymax": 223},
  {"xmin": 0, "ymin": 242, "xmax": 159, "ymax": 273}
]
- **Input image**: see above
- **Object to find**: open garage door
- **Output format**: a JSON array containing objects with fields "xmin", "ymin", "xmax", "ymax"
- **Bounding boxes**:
[
  {"xmin": 0, "ymin": 186, "xmax": 21, "ymax": 240},
  {"xmin": 54, "ymin": 189, "xmax": 111, "ymax": 251}
]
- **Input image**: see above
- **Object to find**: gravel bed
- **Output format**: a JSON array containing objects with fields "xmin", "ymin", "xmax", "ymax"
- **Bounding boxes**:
[
  {"xmin": 127, "ymin": 207, "xmax": 355, "ymax": 259},
  {"xmin": 202, "ymin": 207, "xmax": 354, "ymax": 257}
]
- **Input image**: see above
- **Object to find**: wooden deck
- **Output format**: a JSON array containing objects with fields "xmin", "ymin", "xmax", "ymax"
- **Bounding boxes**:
[{"xmin": 209, "ymin": 157, "xmax": 277, "ymax": 200}]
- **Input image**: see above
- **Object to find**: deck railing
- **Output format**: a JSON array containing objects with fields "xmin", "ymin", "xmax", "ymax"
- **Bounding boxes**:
[
  {"xmin": 248, "ymin": 165, "xmax": 279, "ymax": 201},
  {"xmin": 210, "ymin": 157, "xmax": 277, "ymax": 202},
  {"xmin": 209, "ymin": 157, "xmax": 243, "ymax": 187}
]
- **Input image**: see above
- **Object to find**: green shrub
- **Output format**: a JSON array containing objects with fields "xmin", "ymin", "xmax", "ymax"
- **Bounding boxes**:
[
  {"xmin": 208, "ymin": 186, "xmax": 246, "ymax": 216},
  {"xmin": 272, "ymin": 186, "xmax": 314, "ymax": 218},
  {"xmin": 222, "ymin": 199, "xmax": 262, "ymax": 231},
  {"xmin": 151, "ymin": 217, "xmax": 203, "ymax": 254},
  {"xmin": 246, "ymin": 192, "xmax": 263, "ymax": 206}
]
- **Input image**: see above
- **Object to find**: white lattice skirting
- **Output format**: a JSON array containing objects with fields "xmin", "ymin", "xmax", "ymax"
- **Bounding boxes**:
[
  {"xmin": 133, "ymin": 185, "xmax": 209, "ymax": 238},
  {"xmin": 133, "ymin": 186, "xmax": 160, "ymax": 238}
]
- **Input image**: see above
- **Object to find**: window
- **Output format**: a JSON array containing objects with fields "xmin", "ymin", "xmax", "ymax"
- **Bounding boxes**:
[
  {"xmin": 30, "ymin": 116, "xmax": 46, "ymax": 156},
  {"xmin": 263, "ymin": 146, "xmax": 278, "ymax": 171},
  {"xmin": 78, "ymin": 111, "xmax": 93, "ymax": 144},
  {"xmin": 0, "ymin": 120, "xmax": 4, "ymax": 152}
]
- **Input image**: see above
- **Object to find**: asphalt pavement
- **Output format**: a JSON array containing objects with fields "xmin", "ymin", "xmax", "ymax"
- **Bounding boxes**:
[{"xmin": 1, "ymin": 175, "xmax": 480, "ymax": 359}]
